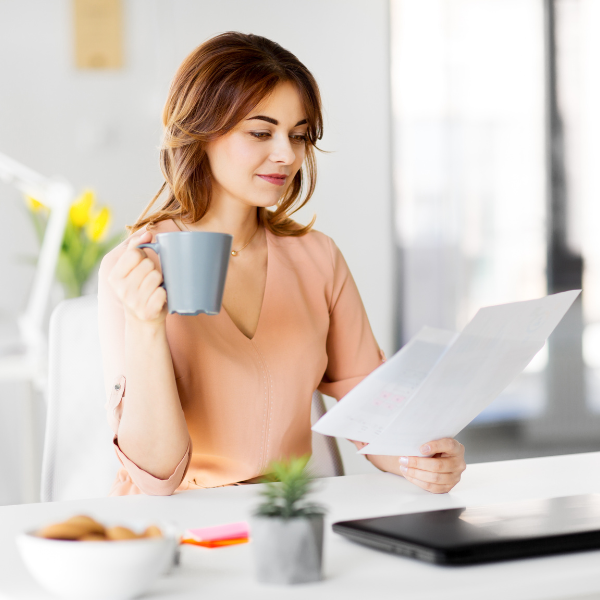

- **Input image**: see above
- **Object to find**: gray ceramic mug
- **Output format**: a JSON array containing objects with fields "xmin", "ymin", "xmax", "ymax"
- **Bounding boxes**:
[{"xmin": 138, "ymin": 231, "xmax": 233, "ymax": 316}]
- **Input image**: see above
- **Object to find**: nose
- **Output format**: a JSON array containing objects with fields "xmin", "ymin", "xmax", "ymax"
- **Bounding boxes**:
[{"xmin": 268, "ymin": 133, "xmax": 296, "ymax": 165}]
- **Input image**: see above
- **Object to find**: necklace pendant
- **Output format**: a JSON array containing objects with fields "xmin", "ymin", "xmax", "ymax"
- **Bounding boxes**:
[{"xmin": 231, "ymin": 250, "xmax": 237, "ymax": 256}]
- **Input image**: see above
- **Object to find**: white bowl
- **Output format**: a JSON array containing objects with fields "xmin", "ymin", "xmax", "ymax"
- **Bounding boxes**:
[{"xmin": 16, "ymin": 521, "xmax": 178, "ymax": 600}]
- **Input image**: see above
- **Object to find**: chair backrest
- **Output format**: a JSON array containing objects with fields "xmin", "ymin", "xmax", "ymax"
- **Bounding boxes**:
[
  {"xmin": 41, "ymin": 295, "xmax": 120, "ymax": 502},
  {"xmin": 41, "ymin": 296, "xmax": 343, "ymax": 502},
  {"xmin": 306, "ymin": 391, "xmax": 344, "ymax": 478}
]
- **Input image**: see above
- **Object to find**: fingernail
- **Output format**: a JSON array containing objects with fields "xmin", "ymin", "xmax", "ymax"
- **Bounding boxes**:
[
  {"xmin": 399, "ymin": 465, "xmax": 407, "ymax": 473},
  {"xmin": 420, "ymin": 445, "xmax": 431, "ymax": 454},
  {"xmin": 399, "ymin": 456, "xmax": 408, "ymax": 466}
]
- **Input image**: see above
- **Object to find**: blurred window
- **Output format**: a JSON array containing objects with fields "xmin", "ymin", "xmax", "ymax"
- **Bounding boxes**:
[
  {"xmin": 391, "ymin": 0, "xmax": 547, "ymax": 422},
  {"xmin": 554, "ymin": 0, "xmax": 600, "ymax": 411}
]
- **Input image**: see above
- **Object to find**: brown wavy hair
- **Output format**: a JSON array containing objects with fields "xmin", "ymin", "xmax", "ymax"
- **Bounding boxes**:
[{"xmin": 128, "ymin": 32, "xmax": 323, "ymax": 236}]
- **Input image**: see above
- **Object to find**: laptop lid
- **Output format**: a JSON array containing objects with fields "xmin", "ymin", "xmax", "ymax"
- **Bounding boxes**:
[{"xmin": 332, "ymin": 494, "xmax": 600, "ymax": 565}]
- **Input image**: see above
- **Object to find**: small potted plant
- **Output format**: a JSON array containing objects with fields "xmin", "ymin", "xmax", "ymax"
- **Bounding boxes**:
[{"xmin": 252, "ymin": 455, "xmax": 326, "ymax": 585}]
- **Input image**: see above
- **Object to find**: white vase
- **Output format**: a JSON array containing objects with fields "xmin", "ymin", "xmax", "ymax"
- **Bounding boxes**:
[{"xmin": 251, "ymin": 514, "xmax": 324, "ymax": 584}]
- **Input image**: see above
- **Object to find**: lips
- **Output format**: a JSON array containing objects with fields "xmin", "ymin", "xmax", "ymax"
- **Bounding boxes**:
[{"xmin": 257, "ymin": 174, "xmax": 287, "ymax": 186}]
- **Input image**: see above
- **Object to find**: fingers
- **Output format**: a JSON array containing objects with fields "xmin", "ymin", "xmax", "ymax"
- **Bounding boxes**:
[
  {"xmin": 109, "ymin": 231, "xmax": 153, "ymax": 283},
  {"xmin": 145, "ymin": 286, "xmax": 168, "ymax": 319},
  {"xmin": 398, "ymin": 437, "xmax": 466, "ymax": 494},
  {"xmin": 137, "ymin": 268, "xmax": 164, "ymax": 303},
  {"xmin": 124, "ymin": 258, "xmax": 158, "ymax": 298},
  {"xmin": 420, "ymin": 438, "xmax": 463, "ymax": 457},
  {"xmin": 350, "ymin": 440, "xmax": 369, "ymax": 451},
  {"xmin": 112, "ymin": 257, "xmax": 156, "ymax": 304},
  {"xmin": 400, "ymin": 466, "xmax": 460, "ymax": 486},
  {"xmin": 128, "ymin": 230, "xmax": 152, "ymax": 250},
  {"xmin": 400, "ymin": 453, "xmax": 463, "ymax": 473},
  {"xmin": 107, "ymin": 230, "xmax": 166, "ymax": 322},
  {"xmin": 401, "ymin": 471, "xmax": 459, "ymax": 494}
]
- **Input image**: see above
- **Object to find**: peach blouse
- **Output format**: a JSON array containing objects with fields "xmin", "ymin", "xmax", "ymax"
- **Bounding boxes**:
[{"xmin": 98, "ymin": 219, "xmax": 385, "ymax": 496}]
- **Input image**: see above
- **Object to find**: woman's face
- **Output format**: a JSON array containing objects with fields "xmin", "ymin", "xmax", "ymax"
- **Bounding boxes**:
[{"xmin": 205, "ymin": 81, "xmax": 308, "ymax": 210}]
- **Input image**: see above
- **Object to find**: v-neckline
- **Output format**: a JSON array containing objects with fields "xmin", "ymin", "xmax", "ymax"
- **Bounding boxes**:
[
  {"xmin": 168, "ymin": 218, "xmax": 270, "ymax": 342},
  {"xmin": 220, "ymin": 226, "xmax": 271, "ymax": 343}
]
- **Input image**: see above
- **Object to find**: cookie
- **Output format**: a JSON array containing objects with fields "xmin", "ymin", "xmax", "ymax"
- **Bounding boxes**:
[
  {"xmin": 142, "ymin": 525, "xmax": 163, "ymax": 538},
  {"xmin": 105, "ymin": 526, "xmax": 139, "ymax": 541},
  {"xmin": 79, "ymin": 532, "xmax": 107, "ymax": 542},
  {"xmin": 37, "ymin": 522, "xmax": 92, "ymax": 540},
  {"xmin": 64, "ymin": 515, "xmax": 105, "ymax": 535}
]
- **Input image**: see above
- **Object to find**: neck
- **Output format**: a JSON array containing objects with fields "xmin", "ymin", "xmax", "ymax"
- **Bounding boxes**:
[{"xmin": 181, "ymin": 188, "xmax": 260, "ymax": 247}]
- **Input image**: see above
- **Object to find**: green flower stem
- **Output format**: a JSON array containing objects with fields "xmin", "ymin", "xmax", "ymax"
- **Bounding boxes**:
[{"xmin": 23, "ymin": 197, "xmax": 125, "ymax": 299}]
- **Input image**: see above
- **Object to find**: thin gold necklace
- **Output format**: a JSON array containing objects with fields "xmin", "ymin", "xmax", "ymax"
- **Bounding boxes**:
[
  {"xmin": 231, "ymin": 224, "xmax": 260, "ymax": 256},
  {"xmin": 179, "ymin": 219, "xmax": 260, "ymax": 257}
]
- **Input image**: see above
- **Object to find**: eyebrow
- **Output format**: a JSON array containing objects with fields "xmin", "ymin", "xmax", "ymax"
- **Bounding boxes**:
[{"xmin": 246, "ymin": 115, "xmax": 307, "ymax": 127}]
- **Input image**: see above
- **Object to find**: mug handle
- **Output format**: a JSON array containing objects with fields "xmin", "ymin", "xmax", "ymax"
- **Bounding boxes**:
[
  {"xmin": 137, "ymin": 242, "xmax": 166, "ymax": 289},
  {"xmin": 137, "ymin": 242, "xmax": 160, "ymax": 254}
]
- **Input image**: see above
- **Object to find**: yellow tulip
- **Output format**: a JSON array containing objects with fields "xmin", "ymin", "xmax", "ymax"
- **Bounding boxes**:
[
  {"xmin": 86, "ymin": 206, "xmax": 111, "ymax": 241},
  {"xmin": 25, "ymin": 195, "xmax": 47, "ymax": 212},
  {"xmin": 69, "ymin": 189, "xmax": 95, "ymax": 228}
]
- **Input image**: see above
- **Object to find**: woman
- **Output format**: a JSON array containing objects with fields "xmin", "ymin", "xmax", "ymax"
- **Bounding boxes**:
[{"xmin": 98, "ymin": 32, "xmax": 466, "ymax": 496}]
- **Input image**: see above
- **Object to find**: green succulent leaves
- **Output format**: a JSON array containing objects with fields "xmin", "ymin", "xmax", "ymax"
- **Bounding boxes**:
[{"xmin": 255, "ymin": 455, "xmax": 326, "ymax": 519}]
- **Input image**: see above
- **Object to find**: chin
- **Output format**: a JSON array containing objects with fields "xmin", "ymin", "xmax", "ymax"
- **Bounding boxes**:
[{"xmin": 248, "ymin": 196, "xmax": 282, "ymax": 210}]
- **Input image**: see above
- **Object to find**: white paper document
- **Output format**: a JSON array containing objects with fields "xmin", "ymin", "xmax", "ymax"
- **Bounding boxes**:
[{"xmin": 312, "ymin": 290, "xmax": 581, "ymax": 457}]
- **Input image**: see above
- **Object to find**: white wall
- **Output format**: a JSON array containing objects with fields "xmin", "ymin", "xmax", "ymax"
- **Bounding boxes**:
[{"xmin": 0, "ymin": 0, "xmax": 393, "ymax": 501}]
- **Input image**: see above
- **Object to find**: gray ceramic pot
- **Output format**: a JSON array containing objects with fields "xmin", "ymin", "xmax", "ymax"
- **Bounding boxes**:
[{"xmin": 251, "ymin": 514, "xmax": 324, "ymax": 585}]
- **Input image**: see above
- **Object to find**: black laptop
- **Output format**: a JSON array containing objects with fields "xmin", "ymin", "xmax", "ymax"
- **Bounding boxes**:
[{"xmin": 332, "ymin": 494, "xmax": 600, "ymax": 565}]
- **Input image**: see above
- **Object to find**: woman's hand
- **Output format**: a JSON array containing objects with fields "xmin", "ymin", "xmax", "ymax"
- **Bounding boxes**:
[
  {"xmin": 108, "ymin": 231, "xmax": 167, "ymax": 324},
  {"xmin": 398, "ymin": 438, "xmax": 466, "ymax": 494}
]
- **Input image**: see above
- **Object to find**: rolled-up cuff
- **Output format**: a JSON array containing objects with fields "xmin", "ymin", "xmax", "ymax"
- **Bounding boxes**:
[{"xmin": 112, "ymin": 437, "xmax": 191, "ymax": 496}]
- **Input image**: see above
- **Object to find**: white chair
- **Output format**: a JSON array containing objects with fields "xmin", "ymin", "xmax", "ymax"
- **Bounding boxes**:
[
  {"xmin": 41, "ymin": 295, "xmax": 119, "ymax": 502},
  {"xmin": 41, "ymin": 296, "xmax": 343, "ymax": 502},
  {"xmin": 306, "ymin": 393, "xmax": 344, "ymax": 479}
]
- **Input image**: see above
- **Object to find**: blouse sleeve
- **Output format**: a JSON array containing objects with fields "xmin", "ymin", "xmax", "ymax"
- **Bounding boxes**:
[
  {"xmin": 97, "ymin": 239, "xmax": 191, "ymax": 496},
  {"xmin": 317, "ymin": 236, "xmax": 386, "ymax": 401}
]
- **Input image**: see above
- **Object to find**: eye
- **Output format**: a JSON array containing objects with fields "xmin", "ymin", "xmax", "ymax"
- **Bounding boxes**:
[
  {"xmin": 290, "ymin": 134, "xmax": 307, "ymax": 144},
  {"xmin": 249, "ymin": 131, "xmax": 271, "ymax": 140}
]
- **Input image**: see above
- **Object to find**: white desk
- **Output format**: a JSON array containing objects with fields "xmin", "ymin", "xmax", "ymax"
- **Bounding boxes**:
[{"xmin": 1, "ymin": 452, "xmax": 600, "ymax": 600}]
